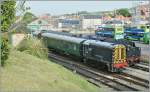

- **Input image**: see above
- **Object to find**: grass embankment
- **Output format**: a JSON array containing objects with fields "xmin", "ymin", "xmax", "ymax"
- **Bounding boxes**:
[
  {"xmin": 16, "ymin": 37, "xmax": 48, "ymax": 59},
  {"xmin": 0, "ymin": 38, "xmax": 101, "ymax": 92}
]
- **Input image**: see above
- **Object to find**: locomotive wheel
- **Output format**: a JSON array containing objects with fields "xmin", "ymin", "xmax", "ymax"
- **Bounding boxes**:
[
  {"xmin": 116, "ymin": 69, "xmax": 123, "ymax": 73},
  {"xmin": 104, "ymin": 64, "xmax": 108, "ymax": 71},
  {"xmin": 136, "ymin": 59, "xmax": 140, "ymax": 63},
  {"xmin": 128, "ymin": 61, "xmax": 135, "ymax": 66}
]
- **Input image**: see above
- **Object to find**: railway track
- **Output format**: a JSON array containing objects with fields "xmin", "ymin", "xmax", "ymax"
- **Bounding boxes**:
[
  {"xmin": 140, "ymin": 62, "xmax": 149, "ymax": 66},
  {"xmin": 132, "ymin": 63, "xmax": 149, "ymax": 72},
  {"xmin": 112, "ymin": 73, "xmax": 149, "ymax": 88},
  {"xmin": 48, "ymin": 52, "xmax": 149, "ymax": 91},
  {"xmin": 123, "ymin": 67, "xmax": 149, "ymax": 83}
]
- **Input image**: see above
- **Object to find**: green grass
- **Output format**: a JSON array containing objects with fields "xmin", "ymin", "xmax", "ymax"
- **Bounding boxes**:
[
  {"xmin": 16, "ymin": 37, "xmax": 48, "ymax": 59},
  {"xmin": 0, "ymin": 50, "xmax": 101, "ymax": 92}
]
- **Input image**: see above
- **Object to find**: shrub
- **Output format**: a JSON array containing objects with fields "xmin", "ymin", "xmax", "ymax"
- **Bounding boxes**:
[
  {"xmin": 1, "ymin": 1, "xmax": 16, "ymax": 66},
  {"xmin": 16, "ymin": 37, "xmax": 48, "ymax": 59},
  {"xmin": 1, "ymin": 35, "xmax": 9, "ymax": 66}
]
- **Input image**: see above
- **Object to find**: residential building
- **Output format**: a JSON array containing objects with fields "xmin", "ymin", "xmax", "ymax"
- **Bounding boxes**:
[
  {"xmin": 27, "ymin": 18, "xmax": 53, "ymax": 32},
  {"xmin": 130, "ymin": 3, "xmax": 149, "ymax": 25},
  {"xmin": 80, "ymin": 15, "xmax": 102, "ymax": 29},
  {"xmin": 58, "ymin": 19, "xmax": 80, "ymax": 29}
]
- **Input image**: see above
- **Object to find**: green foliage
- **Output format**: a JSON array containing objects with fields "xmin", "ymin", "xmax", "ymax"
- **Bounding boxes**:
[
  {"xmin": 108, "ymin": 13, "xmax": 113, "ymax": 17},
  {"xmin": 116, "ymin": 8, "xmax": 131, "ymax": 17},
  {"xmin": 1, "ymin": 1, "xmax": 16, "ymax": 66},
  {"xmin": 104, "ymin": 13, "xmax": 113, "ymax": 17},
  {"xmin": 1, "ymin": 35, "xmax": 9, "ymax": 66},
  {"xmin": 14, "ymin": 23, "xmax": 29, "ymax": 33},
  {"xmin": 22, "ymin": 12, "xmax": 36, "ymax": 23},
  {"xmin": 15, "ymin": 12, "xmax": 36, "ymax": 33},
  {"xmin": 16, "ymin": 37, "xmax": 48, "ymax": 59},
  {"xmin": 1, "ymin": 1, "xmax": 16, "ymax": 32}
]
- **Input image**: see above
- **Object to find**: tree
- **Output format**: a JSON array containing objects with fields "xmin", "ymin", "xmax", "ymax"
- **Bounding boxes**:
[
  {"xmin": 116, "ymin": 8, "xmax": 131, "ymax": 17},
  {"xmin": 106, "ymin": 13, "xmax": 113, "ymax": 18},
  {"xmin": 22, "ymin": 12, "xmax": 36, "ymax": 24},
  {"xmin": 15, "ymin": 12, "xmax": 36, "ymax": 33},
  {"xmin": 1, "ymin": 1, "xmax": 16, "ymax": 66},
  {"xmin": 1, "ymin": 1, "xmax": 16, "ymax": 32}
]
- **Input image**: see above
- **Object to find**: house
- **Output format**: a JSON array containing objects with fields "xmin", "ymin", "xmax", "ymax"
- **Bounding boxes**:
[
  {"xmin": 129, "ymin": 3, "xmax": 149, "ymax": 25},
  {"xmin": 27, "ymin": 15, "xmax": 53, "ymax": 32},
  {"xmin": 80, "ymin": 15, "xmax": 102, "ymax": 29}
]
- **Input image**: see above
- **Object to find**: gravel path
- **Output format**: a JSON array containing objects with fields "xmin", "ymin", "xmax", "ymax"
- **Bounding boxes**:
[{"xmin": 12, "ymin": 34, "xmax": 25, "ymax": 47}]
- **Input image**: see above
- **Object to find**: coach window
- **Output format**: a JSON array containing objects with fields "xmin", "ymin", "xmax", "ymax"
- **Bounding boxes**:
[{"xmin": 74, "ymin": 45, "xmax": 76, "ymax": 50}]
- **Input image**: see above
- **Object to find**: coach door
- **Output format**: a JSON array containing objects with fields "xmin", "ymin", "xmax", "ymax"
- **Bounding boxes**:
[{"xmin": 83, "ymin": 44, "xmax": 90, "ymax": 57}]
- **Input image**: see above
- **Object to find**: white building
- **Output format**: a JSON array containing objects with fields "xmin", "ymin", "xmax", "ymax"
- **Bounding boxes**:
[
  {"xmin": 129, "ymin": 3, "xmax": 150, "ymax": 26},
  {"xmin": 27, "ymin": 18, "xmax": 53, "ymax": 32},
  {"xmin": 80, "ymin": 15, "xmax": 102, "ymax": 29},
  {"xmin": 57, "ymin": 19, "xmax": 80, "ymax": 29}
]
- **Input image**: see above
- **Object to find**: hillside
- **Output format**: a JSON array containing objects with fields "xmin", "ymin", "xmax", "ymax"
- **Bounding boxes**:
[{"xmin": 0, "ymin": 50, "xmax": 101, "ymax": 92}]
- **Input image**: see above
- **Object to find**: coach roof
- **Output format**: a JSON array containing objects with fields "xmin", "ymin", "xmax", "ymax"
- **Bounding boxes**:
[{"xmin": 42, "ymin": 32, "xmax": 86, "ymax": 43}]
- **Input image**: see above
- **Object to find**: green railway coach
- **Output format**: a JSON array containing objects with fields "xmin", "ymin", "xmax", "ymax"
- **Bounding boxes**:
[{"xmin": 41, "ymin": 33, "xmax": 86, "ymax": 57}]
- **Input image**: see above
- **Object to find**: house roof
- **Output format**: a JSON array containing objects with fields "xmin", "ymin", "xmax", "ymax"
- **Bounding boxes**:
[
  {"xmin": 104, "ymin": 20, "xmax": 123, "ymax": 24},
  {"xmin": 28, "ymin": 18, "xmax": 50, "ymax": 25}
]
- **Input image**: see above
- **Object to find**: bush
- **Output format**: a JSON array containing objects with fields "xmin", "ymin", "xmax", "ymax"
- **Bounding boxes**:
[
  {"xmin": 1, "ymin": 1, "xmax": 16, "ymax": 66},
  {"xmin": 1, "ymin": 35, "xmax": 9, "ymax": 66},
  {"xmin": 16, "ymin": 37, "xmax": 48, "ymax": 59}
]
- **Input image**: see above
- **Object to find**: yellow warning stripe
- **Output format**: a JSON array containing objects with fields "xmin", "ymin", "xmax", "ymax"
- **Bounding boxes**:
[{"xmin": 113, "ymin": 45, "xmax": 126, "ymax": 64}]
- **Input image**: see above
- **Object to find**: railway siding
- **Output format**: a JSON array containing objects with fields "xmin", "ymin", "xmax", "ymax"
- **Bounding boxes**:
[
  {"xmin": 48, "ymin": 52, "xmax": 149, "ymax": 91},
  {"xmin": 124, "ymin": 67, "xmax": 149, "ymax": 82},
  {"xmin": 133, "ymin": 63, "xmax": 149, "ymax": 72}
]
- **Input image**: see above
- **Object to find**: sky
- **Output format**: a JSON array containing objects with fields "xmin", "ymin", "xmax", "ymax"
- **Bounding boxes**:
[{"xmin": 22, "ymin": 1, "xmax": 149, "ymax": 16}]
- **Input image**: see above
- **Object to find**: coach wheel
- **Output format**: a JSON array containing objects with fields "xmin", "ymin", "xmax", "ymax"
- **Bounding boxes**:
[
  {"xmin": 37, "ymin": 33, "xmax": 42, "ymax": 38},
  {"xmin": 82, "ymin": 58, "xmax": 87, "ymax": 64},
  {"xmin": 106, "ymin": 64, "xmax": 112, "ymax": 72}
]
